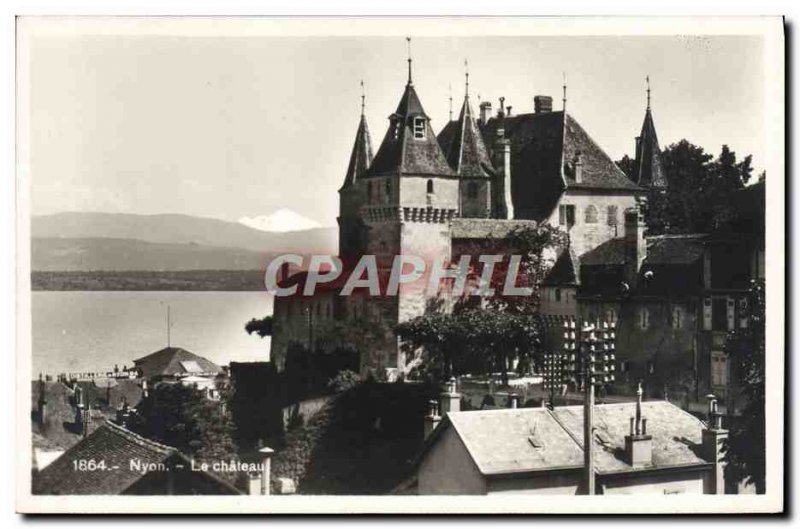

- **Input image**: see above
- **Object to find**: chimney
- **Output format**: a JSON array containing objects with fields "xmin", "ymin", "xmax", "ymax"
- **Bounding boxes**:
[
  {"xmin": 492, "ymin": 120, "xmax": 514, "ymax": 220},
  {"xmin": 439, "ymin": 377, "xmax": 461, "ymax": 416},
  {"xmin": 702, "ymin": 395, "xmax": 728, "ymax": 494},
  {"xmin": 249, "ymin": 446, "xmax": 274, "ymax": 496},
  {"xmin": 508, "ymin": 393, "xmax": 520, "ymax": 409},
  {"xmin": 624, "ymin": 383, "xmax": 653, "ymax": 467},
  {"xmin": 506, "ymin": 106, "xmax": 512, "ymax": 117},
  {"xmin": 534, "ymin": 95, "xmax": 553, "ymax": 114},
  {"xmin": 424, "ymin": 399, "xmax": 441, "ymax": 439},
  {"xmin": 479, "ymin": 101, "xmax": 492, "ymax": 126},
  {"xmin": 574, "ymin": 151, "xmax": 584, "ymax": 184},
  {"xmin": 624, "ymin": 207, "xmax": 647, "ymax": 288}
]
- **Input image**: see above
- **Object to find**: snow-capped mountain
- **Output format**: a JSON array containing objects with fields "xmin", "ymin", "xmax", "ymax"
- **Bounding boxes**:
[{"xmin": 238, "ymin": 208, "xmax": 323, "ymax": 233}]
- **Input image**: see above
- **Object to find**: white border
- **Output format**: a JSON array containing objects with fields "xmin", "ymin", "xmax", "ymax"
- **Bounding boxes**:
[{"xmin": 12, "ymin": 15, "xmax": 785, "ymax": 515}]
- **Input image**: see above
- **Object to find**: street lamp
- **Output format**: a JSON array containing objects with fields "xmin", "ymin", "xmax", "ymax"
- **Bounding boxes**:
[{"xmin": 563, "ymin": 317, "xmax": 616, "ymax": 495}]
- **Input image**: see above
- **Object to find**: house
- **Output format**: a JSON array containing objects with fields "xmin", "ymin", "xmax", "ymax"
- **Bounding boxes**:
[
  {"xmin": 272, "ymin": 53, "xmax": 649, "ymax": 376},
  {"xmin": 413, "ymin": 391, "xmax": 728, "ymax": 495},
  {"xmin": 132, "ymin": 346, "xmax": 222, "ymax": 381},
  {"xmin": 33, "ymin": 421, "xmax": 242, "ymax": 495}
]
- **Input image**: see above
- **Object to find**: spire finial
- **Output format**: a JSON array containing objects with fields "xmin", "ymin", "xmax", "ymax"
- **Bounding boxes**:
[
  {"xmin": 448, "ymin": 83, "xmax": 453, "ymax": 121},
  {"xmin": 406, "ymin": 37, "xmax": 413, "ymax": 85},
  {"xmin": 464, "ymin": 58, "xmax": 470, "ymax": 97},
  {"xmin": 562, "ymin": 72, "xmax": 567, "ymax": 112},
  {"xmin": 646, "ymin": 75, "xmax": 651, "ymax": 111},
  {"xmin": 360, "ymin": 79, "xmax": 365, "ymax": 116}
]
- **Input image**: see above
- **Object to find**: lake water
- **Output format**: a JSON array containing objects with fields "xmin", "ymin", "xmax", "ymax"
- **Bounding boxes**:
[{"xmin": 32, "ymin": 291, "xmax": 274, "ymax": 375}]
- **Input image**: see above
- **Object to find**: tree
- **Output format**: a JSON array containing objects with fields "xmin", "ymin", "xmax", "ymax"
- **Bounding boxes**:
[
  {"xmin": 245, "ymin": 315, "xmax": 273, "ymax": 337},
  {"xmin": 618, "ymin": 141, "xmax": 753, "ymax": 235},
  {"xmin": 127, "ymin": 383, "xmax": 241, "ymax": 483},
  {"xmin": 723, "ymin": 280, "xmax": 765, "ymax": 493}
]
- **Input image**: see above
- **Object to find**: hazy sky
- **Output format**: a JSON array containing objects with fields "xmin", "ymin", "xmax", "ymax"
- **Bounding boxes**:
[{"xmin": 26, "ymin": 33, "xmax": 765, "ymax": 227}]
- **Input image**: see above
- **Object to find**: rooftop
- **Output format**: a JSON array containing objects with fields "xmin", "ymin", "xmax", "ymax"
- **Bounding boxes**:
[{"xmin": 133, "ymin": 347, "xmax": 222, "ymax": 379}]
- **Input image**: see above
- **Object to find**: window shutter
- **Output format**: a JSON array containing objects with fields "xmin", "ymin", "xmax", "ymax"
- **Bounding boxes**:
[
  {"xmin": 559, "ymin": 205, "xmax": 566, "ymax": 226},
  {"xmin": 727, "ymin": 297, "xmax": 735, "ymax": 331},
  {"xmin": 703, "ymin": 298, "xmax": 712, "ymax": 331},
  {"xmin": 739, "ymin": 297, "xmax": 749, "ymax": 329}
]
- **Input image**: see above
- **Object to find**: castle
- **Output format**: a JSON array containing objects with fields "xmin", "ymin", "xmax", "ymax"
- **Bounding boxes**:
[{"xmin": 270, "ymin": 56, "xmax": 667, "ymax": 377}]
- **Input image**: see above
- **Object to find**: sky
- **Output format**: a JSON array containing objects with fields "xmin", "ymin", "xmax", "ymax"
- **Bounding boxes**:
[{"xmin": 25, "ymin": 31, "xmax": 765, "ymax": 227}]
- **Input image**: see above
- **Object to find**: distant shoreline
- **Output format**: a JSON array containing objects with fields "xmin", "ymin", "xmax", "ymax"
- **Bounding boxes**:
[{"xmin": 31, "ymin": 270, "xmax": 267, "ymax": 291}]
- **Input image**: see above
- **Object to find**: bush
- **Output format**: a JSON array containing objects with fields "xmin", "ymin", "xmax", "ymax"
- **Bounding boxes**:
[{"xmin": 327, "ymin": 370, "xmax": 361, "ymax": 394}]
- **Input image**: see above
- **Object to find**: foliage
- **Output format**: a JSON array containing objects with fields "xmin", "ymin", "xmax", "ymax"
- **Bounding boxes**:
[
  {"xmin": 327, "ymin": 370, "xmax": 362, "ymax": 394},
  {"xmin": 723, "ymin": 280, "xmax": 766, "ymax": 493},
  {"xmin": 396, "ymin": 308, "xmax": 545, "ymax": 386},
  {"xmin": 127, "ymin": 382, "xmax": 241, "ymax": 483},
  {"xmin": 227, "ymin": 362, "xmax": 285, "ymax": 452},
  {"xmin": 621, "ymin": 141, "xmax": 754, "ymax": 235},
  {"xmin": 245, "ymin": 315, "xmax": 273, "ymax": 338}
]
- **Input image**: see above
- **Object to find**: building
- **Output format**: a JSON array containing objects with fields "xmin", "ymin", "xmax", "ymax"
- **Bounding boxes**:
[
  {"xmin": 133, "ymin": 346, "xmax": 222, "ymax": 380},
  {"xmin": 271, "ymin": 56, "xmax": 650, "ymax": 375},
  {"xmin": 413, "ymin": 391, "xmax": 729, "ymax": 495},
  {"xmin": 541, "ymin": 183, "xmax": 765, "ymax": 415},
  {"xmin": 33, "ymin": 421, "xmax": 242, "ymax": 495}
]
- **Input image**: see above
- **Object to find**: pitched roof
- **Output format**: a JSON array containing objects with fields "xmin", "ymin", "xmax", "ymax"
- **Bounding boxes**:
[
  {"xmin": 482, "ymin": 111, "xmax": 641, "ymax": 221},
  {"xmin": 543, "ymin": 245, "xmax": 581, "ymax": 286},
  {"xmin": 32, "ymin": 421, "xmax": 241, "ymax": 495},
  {"xmin": 430, "ymin": 401, "xmax": 707, "ymax": 477},
  {"xmin": 340, "ymin": 113, "xmax": 374, "ymax": 189},
  {"xmin": 133, "ymin": 347, "xmax": 222, "ymax": 379},
  {"xmin": 367, "ymin": 83, "xmax": 455, "ymax": 177},
  {"xmin": 437, "ymin": 97, "xmax": 494, "ymax": 178},
  {"xmin": 634, "ymin": 109, "xmax": 667, "ymax": 189}
]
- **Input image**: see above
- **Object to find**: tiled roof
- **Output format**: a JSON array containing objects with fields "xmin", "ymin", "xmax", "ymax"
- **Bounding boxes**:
[
  {"xmin": 634, "ymin": 109, "xmax": 667, "ymax": 189},
  {"xmin": 367, "ymin": 83, "xmax": 455, "ymax": 177},
  {"xmin": 645, "ymin": 234, "xmax": 707, "ymax": 265},
  {"xmin": 33, "ymin": 421, "xmax": 241, "ymax": 495},
  {"xmin": 436, "ymin": 401, "xmax": 707, "ymax": 476},
  {"xmin": 340, "ymin": 113, "xmax": 374, "ymax": 189},
  {"xmin": 482, "ymin": 111, "xmax": 641, "ymax": 221},
  {"xmin": 437, "ymin": 97, "xmax": 494, "ymax": 178},
  {"xmin": 579, "ymin": 238, "xmax": 627, "ymax": 266},
  {"xmin": 133, "ymin": 347, "xmax": 222, "ymax": 379},
  {"xmin": 543, "ymin": 245, "xmax": 581, "ymax": 286}
]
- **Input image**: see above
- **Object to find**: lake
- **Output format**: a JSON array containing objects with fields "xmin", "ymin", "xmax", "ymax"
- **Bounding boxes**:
[{"xmin": 31, "ymin": 291, "xmax": 274, "ymax": 376}]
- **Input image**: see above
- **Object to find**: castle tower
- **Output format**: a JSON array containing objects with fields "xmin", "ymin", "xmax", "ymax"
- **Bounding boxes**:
[
  {"xmin": 437, "ymin": 65, "xmax": 495, "ymax": 218},
  {"xmin": 337, "ymin": 83, "xmax": 374, "ymax": 258},
  {"xmin": 633, "ymin": 76, "xmax": 667, "ymax": 189}
]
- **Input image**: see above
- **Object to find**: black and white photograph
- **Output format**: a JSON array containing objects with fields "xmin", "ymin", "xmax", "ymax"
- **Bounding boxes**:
[{"xmin": 13, "ymin": 16, "xmax": 784, "ymax": 514}]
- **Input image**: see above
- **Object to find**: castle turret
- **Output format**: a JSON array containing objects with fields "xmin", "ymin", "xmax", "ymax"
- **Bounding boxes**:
[
  {"xmin": 337, "ymin": 82, "xmax": 374, "ymax": 257},
  {"xmin": 633, "ymin": 76, "xmax": 667, "ymax": 189}
]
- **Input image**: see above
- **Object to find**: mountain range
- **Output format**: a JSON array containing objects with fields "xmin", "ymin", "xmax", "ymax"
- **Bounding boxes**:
[{"xmin": 31, "ymin": 212, "xmax": 337, "ymax": 272}]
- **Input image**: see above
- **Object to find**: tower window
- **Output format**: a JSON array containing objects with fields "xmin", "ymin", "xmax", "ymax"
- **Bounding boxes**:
[
  {"xmin": 584, "ymin": 205, "xmax": 598, "ymax": 224},
  {"xmin": 392, "ymin": 119, "xmax": 401, "ymax": 140},
  {"xmin": 413, "ymin": 117, "xmax": 426, "ymax": 139},
  {"xmin": 555, "ymin": 288, "xmax": 562, "ymax": 302},
  {"xmin": 385, "ymin": 179, "xmax": 391, "ymax": 199},
  {"xmin": 607, "ymin": 205, "xmax": 618, "ymax": 226},
  {"xmin": 559, "ymin": 204, "xmax": 576, "ymax": 227},
  {"xmin": 467, "ymin": 182, "xmax": 479, "ymax": 199},
  {"xmin": 426, "ymin": 179, "xmax": 434, "ymax": 194}
]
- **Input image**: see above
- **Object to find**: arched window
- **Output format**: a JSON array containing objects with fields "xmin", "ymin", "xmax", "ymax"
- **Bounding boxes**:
[
  {"xmin": 427, "ymin": 179, "xmax": 434, "ymax": 194},
  {"xmin": 585, "ymin": 205, "xmax": 598, "ymax": 224},
  {"xmin": 467, "ymin": 182, "xmax": 478, "ymax": 199}
]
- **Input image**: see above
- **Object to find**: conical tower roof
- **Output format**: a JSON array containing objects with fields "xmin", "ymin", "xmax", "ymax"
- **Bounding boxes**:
[
  {"xmin": 438, "ymin": 96, "xmax": 494, "ymax": 178},
  {"xmin": 634, "ymin": 81, "xmax": 667, "ymax": 189},
  {"xmin": 340, "ymin": 112, "xmax": 374, "ymax": 189},
  {"xmin": 367, "ymin": 82, "xmax": 454, "ymax": 177}
]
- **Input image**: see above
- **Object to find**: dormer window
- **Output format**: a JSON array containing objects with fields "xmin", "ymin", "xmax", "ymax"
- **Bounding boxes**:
[
  {"xmin": 413, "ymin": 117, "xmax": 426, "ymax": 139},
  {"xmin": 392, "ymin": 119, "xmax": 401, "ymax": 140}
]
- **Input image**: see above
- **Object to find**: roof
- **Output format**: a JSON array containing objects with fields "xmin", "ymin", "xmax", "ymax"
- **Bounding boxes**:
[
  {"xmin": 449, "ymin": 218, "xmax": 539, "ymax": 240},
  {"xmin": 580, "ymin": 238, "xmax": 628, "ymax": 266},
  {"xmin": 367, "ymin": 83, "xmax": 455, "ymax": 177},
  {"xmin": 33, "ymin": 421, "xmax": 241, "ymax": 495},
  {"xmin": 437, "ymin": 96, "xmax": 494, "ymax": 178},
  {"xmin": 133, "ymin": 347, "xmax": 222, "ymax": 379},
  {"xmin": 340, "ymin": 112, "xmax": 374, "ymax": 189},
  {"xmin": 543, "ymin": 245, "xmax": 581, "ymax": 286},
  {"xmin": 634, "ymin": 109, "xmax": 667, "ymax": 189},
  {"xmin": 427, "ymin": 401, "xmax": 708, "ymax": 477},
  {"xmin": 482, "ymin": 111, "xmax": 641, "ymax": 221}
]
